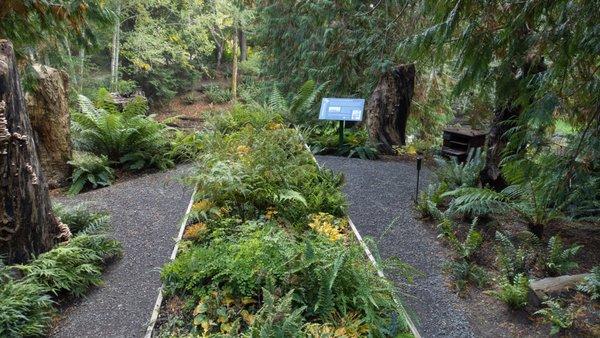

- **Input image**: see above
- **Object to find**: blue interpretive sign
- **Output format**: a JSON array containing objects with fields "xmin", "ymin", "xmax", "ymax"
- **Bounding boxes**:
[{"xmin": 319, "ymin": 98, "xmax": 365, "ymax": 122}]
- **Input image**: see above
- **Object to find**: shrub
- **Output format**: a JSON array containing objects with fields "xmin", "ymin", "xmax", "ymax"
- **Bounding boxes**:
[
  {"xmin": 534, "ymin": 299, "xmax": 575, "ymax": 335},
  {"xmin": 116, "ymin": 79, "xmax": 138, "ymax": 95},
  {"xmin": 545, "ymin": 236, "xmax": 582, "ymax": 276},
  {"xmin": 68, "ymin": 152, "xmax": 115, "ymax": 195},
  {"xmin": 433, "ymin": 148, "xmax": 484, "ymax": 189},
  {"xmin": 73, "ymin": 95, "xmax": 173, "ymax": 171},
  {"xmin": 0, "ymin": 278, "xmax": 53, "ymax": 337},
  {"xmin": 53, "ymin": 204, "xmax": 111, "ymax": 236},
  {"xmin": 490, "ymin": 273, "xmax": 530, "ymax": 309},
  {"xmin": 495, "ymin": 231, "xmax": 531, "ymax": 281},
  {"xmin": 182, "ymin": 93, "xmax": 197, "ymax": 105},
  {"xmin": 204, "ymin": 84, "xmax": 231, "ymax": 104},
  {"xmin": 444, "ymin": 260, "xmax": 488, "ymax": 292},
  {"xmin": 16, "ymin": 235, "xmax": 121, "ymax": 297},
  {"xmin": 577, "ymin": 266, "xmax": 600, "ymax": 300},
  {"xmin": 415, "ymin": 183, "xmax": 447, "ymax": 220}
]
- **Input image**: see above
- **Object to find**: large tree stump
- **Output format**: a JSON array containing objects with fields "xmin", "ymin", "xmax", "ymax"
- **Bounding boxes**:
[
  {"xmin": 25, "ymin": 64, "xmax": 72, "ymax": 188},
  {"xmin": 0, "ymin": 40, "xmax": 64, "ymax": 264},
  {"xmin": 365, "ymin": 64, "xmax": 415, "ymax": 154}
]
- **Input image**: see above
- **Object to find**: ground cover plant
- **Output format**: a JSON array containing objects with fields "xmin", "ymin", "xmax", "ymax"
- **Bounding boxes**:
[
  {"xmin": 157, "ymin": 106, "xmax": 413, "ymax": 336},
  {"xmin": 0, "ymin": 205, "xmax": 121, "ymax": 337}
]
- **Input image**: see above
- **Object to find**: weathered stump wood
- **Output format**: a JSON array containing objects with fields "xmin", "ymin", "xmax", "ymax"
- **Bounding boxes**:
[
  {"xmin": 0, "ymin": 40, "xmax": 63, "ymax": 264},
  {"xmin": 365, "ymin": 64, "xmax": 415, "ymax": 154},
  {"xmin": 26, "ymin": 64, "xmax": 72, "ymax": 188}
]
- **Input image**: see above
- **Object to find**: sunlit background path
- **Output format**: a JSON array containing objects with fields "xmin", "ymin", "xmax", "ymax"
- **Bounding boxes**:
[
  {"xmin": 50, "ymin": 166, "xmax": 194, "ymax": 338},
  {"xmin": 317, "ymin": 156, "xmax": 476, "ymax": 338}
]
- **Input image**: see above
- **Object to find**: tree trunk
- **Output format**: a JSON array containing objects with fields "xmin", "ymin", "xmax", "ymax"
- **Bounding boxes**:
[
  {"xmin": 25, "ymin": 64, "xmax": 72, "ymax": 188},
  {"xmin": 110, "ymin": 3, "xmax": 121, "ymax": 91},
  {"xmin": 365, "ymin": 64, "xmax": 415, "ymax": 154},
  {"xmin": 238, "ymin": 29, "xmax": 247, "ymax": 62},
  {"xmin": 0, "ymin": 40, "xmax": 64, "ymax": 264},
  {"xmin": 480, "ymin": 57, "xmax": 546, "ymax": 191},
  {"xmin": 479, "ymin": 105, "xmax": 520, "ymax": 190},
  {"xmin": 231, "ymin": 28, "xmax": 238, "ymax": 102}
]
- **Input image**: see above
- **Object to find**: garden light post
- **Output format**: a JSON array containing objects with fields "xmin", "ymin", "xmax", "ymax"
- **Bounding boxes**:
[{"xmin": 415, "ymin": 155, "xmax": 423, "ymax": 202}]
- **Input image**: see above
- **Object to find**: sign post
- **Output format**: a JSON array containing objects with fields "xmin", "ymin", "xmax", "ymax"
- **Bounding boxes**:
[{"xmin": 319, "ymin": 98, "xmax": 365, "ymax": 147}]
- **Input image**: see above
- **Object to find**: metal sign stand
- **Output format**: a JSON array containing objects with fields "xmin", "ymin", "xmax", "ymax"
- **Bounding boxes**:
[{"xmin": 338, "ymin": 120, "xmax": 345, "ymax": 146}]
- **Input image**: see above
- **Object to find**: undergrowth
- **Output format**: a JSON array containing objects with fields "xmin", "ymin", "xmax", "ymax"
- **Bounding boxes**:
[{"xmin": 159, "ymin": 106, "xmax": 412, "ymax": 337}]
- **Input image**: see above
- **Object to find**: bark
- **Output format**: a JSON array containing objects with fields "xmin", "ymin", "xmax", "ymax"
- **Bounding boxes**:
[
  {"xmin": 238, "ymin": 29, "xmax": 247, "ymax": 62},
  {"xmin": 0, "ymin": 40, "xmax": 65, "ymax": 264},
  {"xmin": 25, "ymin": 64, "xmax": 72, "ymax": 188},
  {"xmin": 210, "ymin": 27, "xmax": 223, "ymax": 72},
  {"xmin": 110, "ymin": 3, "xmax": 121, "ymax": 91},
  {"xmin": 480, "ymin": 57, "xmax": 547, "ymax": 190},
  {"xmin": 231, "ymin": 28, "xmax": 238, "ymax": 102},
  {"xmin": 365, "ymin": 64, "xmax": 415, "ymax": 154},
  {"xmin": 479, "ymin": 105, "xmax": 520, "ymax": 190}
]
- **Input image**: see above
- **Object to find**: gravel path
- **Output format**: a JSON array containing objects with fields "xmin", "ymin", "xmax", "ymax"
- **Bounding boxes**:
[
  {"xmin": 317, "ymin": 156, "xmax": 476, "ymax": 338},
  {"xmin": 51, "ymin": 166, "xmax": 194, "ymax": 338}
]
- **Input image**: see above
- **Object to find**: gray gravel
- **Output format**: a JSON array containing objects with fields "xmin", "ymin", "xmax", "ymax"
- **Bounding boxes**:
[
  {"xmin": 50, "ymin": 166, "xmax": 194, "ymax": 338},
  {"xmin": 317, "ymin": 156, "xmax": 475, "ymax": 338}
]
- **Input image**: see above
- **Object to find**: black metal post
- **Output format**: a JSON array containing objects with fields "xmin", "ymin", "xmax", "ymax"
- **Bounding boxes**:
[
  {"xmin": 338, "ymin": 120, "xmax": 345, "ymax": 146},
  {"xmin": 415, "ymin": 156, "xmax": 422, "ymax": 202}
]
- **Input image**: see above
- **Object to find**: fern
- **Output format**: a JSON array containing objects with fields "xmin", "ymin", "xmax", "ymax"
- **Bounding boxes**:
[
  {"xmin": 577, "ymin": 266, "xmax": 600, "ymax": 300},
  {"xmin": 67, "ymin": 152, "xmax": 114, "ymax": 195},
  {"xmin": 545, "ymin": 236, "xmax": 582, "ymax": 276},
  {"xmin": 534, "ymin": 299, "xmax": 575, "ymax": 335},
  {"xmin": 495, "ymin": 231, "xmax": 529, "ymax": 281},
  {"xmin": 489, "ymin": 274, "xmax": 530, "ymax": 309},
  {"xmin": 444, "ymin": 187, "xmax": 511, "ymax": 217}
]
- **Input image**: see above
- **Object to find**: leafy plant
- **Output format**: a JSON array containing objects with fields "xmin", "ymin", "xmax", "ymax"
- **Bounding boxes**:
[
  {"xmin": 545, "ymin": 236, "xmax": 582, "ymax": 276},
  {"xmin": 443, "ymin": 187, "xmax": 510, "ymax": 218},
  {"xmin": 73, "ymin": 94, "xmax": 173, "ymax": 171},
  {"xmin": 433, "ymin": 148, "xmax": 484, "ymax": 189},
  {"xmin": 577, "ymin": 266, "xmax": 600, "ymax": 300},
  {"xmin": 53, "ymin": 204, "xmax": 110, "ymax": 236},
  {"xmin": 268, "ymin": 80, "xmax": 327, "ymax": 126},
  {"xmin": 534, "ymin": 299, "xmax": 575, "ymax": 335},
  {"xmin": 494, "ymin": 231, "xmax": 533, "ymax": 281},
  {"xmin": 204, "ymin": 84, "xmax": 232, "ymax": 104},
  {"xmin": 415, "ymin": 183, "xmax": 447, "ymax": 221},
  {"xmin": 247, "ymin": 289, "xmax": 305, "ymax": 336},
  {"xmin": 67, "ymin": 152, "xmax": 115, "ymax": 195},
  {"xmin": 16, "ymin": 235, "xmax": 121, "ymax": 297},
  {"xmin": 0, "ymin": 278, "xmax": 53, "ymax": 337},
  {"xmin": 444, "ymin": 260, "xmax": 488, "ymax": 292},
  {"xmin": 490, "ymin": 274, "xmax": 530, "ymax": 309}
]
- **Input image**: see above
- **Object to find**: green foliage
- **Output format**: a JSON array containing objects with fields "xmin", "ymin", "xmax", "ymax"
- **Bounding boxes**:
[
  {"xmin": 534, "ymin": 299, "xmax": 575, "ymax": 335},
  {"xmin": 204, "ymin": 84, "xmax": 232, "ymax": 104},
  {"xmin": 67, "ymin": 152, "xmax": 115, "ymax": 195},
  {"xmin": 0, "ymin": 208, "xmax": 120, "ymax": 337},
  {"xmin": 545, "ymin": 236, "xmax": 582, "ymax": 276},
  {"xmin": 0, "ymin": 278, "xmax": 53, "ymax": 337},
  {"xmin": 268, "ymin": 80, "xmax": 327, "ymax": 126},
  {"xmin": 305, "ymin": 125, "xmax": 378, "ymax": 160},
  {"xmin": 444, "ymin": 187, "xmax": 510, "ymax": 218},
  {"xmin": 444, "ymin": 260, "xmax": 487, "ymax": 293},
  {"xmin": 490, "ymin": 274, "xmax": 530, "ymax": 310},
  {"xmin": 116, "ymin": 80, "xmax": 139, "ymax": 96},
  {"xmin": 167, "ymin": 131, "xmax": 204, "ymax": 163},
  {"xmin": 434, "ymin": 149, "xmax": 484, "ymax": 189},
  {"xmin": 160, "ymin": 105, "xmax": 410, "ymax": 336},
  {"xmin": 73, "ymin": 94, "xmax": 173, "ymax": 171},
  {"xmin": 494, "ymin": 232, "xmax": 531, "ymax": 281},
  {"xmin": 248, "ymin": 289, "xmax": 305, "ymax": 337},
  {"xmin": 416, "ymin": 183, "xmax": 447, "ymax": 221},
  {"xmin": 259, "ymin": 1, "xmax": 419, "ymax": 98},
  {"xmin": 53, "ymin": 204, "xmax": 111, "ymax": 236},
  {"xmin": 16, "ymin": 235, "xmax": 121, "ymax": 298},
  {"xmin": 577, "ymin": 266, "xmax": 600, "ymax": 301}
]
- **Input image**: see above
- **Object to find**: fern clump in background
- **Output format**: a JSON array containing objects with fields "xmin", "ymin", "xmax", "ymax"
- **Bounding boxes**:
[{"xmin": 544, "ymin": 236, "xmax": 582, "ymax": 276}]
